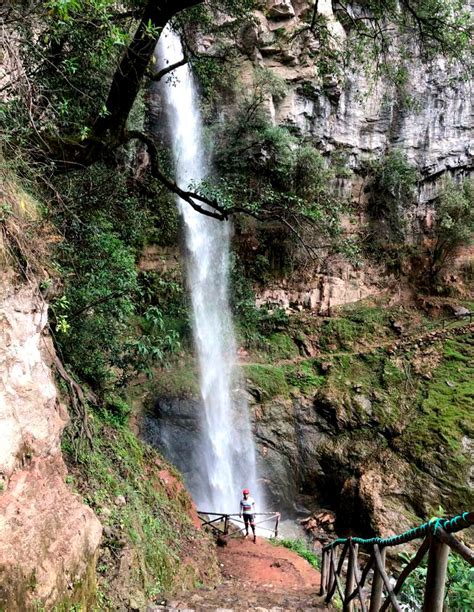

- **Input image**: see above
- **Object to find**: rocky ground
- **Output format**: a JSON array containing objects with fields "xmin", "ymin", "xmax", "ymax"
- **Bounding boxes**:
[{"xmin": 147, "ymin": 537, "xmax": 330, "ymax": 611}]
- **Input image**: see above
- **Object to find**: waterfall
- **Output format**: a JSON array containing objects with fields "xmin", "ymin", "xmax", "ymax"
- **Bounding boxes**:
[{"xmin": 155, "ymin": 26, "xmax": 261, "ymax": 514}]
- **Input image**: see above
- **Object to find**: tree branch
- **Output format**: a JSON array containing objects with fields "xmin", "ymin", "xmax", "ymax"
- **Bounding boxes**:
[
  {"xmin": 94, "ymin": 0, "xmax": 204, "ymax": 139},
  {"xmin": 150, "ymin": 56, "xmax": 188, "ymax": 82},
  {"xmin": 126, "ymin": 130, "xmax": 228, "ymax": 220}
]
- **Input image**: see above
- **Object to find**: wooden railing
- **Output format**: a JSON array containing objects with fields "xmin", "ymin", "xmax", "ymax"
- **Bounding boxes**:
[
  {"xmin": 320, "ymin": 511, "xmax": 474, "ymax": 611},
  {"xmin": 197, "ymin": 511, "xmax": 281, "ymax": 538}
]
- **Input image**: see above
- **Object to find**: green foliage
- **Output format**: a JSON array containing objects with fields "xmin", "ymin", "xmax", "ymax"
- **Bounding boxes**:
[
  {"xmin": 121, "ymin": 306, "xmax": 181, "ymax": 379},
  {"xmin": 339, "ymin": 303, "xmax": 390, "ymax": 328},
  {"xmin": 425, "ymin": 178, "xmax": 474, "ymax": 288},
  {"xmin": 147, "ymin": 356, "xmax": 200, "ymax": 398},
  {"xmin": 3, "ymin": 1, "xmax": 134, "ymax": 146},
  {"xmin": 399, "ymin": 550, "xmax": 474, "ymax": 611},
  {"xmin": 318, "ymin": 318, "xmax": 359, "ymax": 351},
  {"xmin": 209, "ymin": 76, "xmax": 350, "ymax": 265},
  {"xmin": 265, "ymin": 333, "xmax": 298, "ymax": 360},
  {"xmin": 49, "ymin": 163, "xmax": 182, "ymax": 391},
  {"xmin": 102, "ymin": 394, "xmax": 131, "ymax": 427},
  {"xmin": 399, "ymin": 336, "xmax": 474, "ymax": 475},
  {"xmin": 230, "ymin": 252, "xmax": 291, "ymax": 347},
  {"xmin": 54, "ymin": 218, "xmax": 139, "ymax": 387},
  {"xmin": 366, "ymin": 150, "xmax": 419, "ymax": 259},
  {"xmin": 339, "ymin": 0, "xmax": 472, "ymax": 79},
  {"xmin": 243, "ymin": 364, "xmax": 289, "ymax": 400},
  {"xmin": 284, "ymin": 361, "xmax": 325, "ymax": 394},
  {"xmin": 192, "ymin": 54, "xmax": 239, "ymax": 105},
  {"xmin": 274, "ymin": 538, "xmax": 321, "ymax": 570}
]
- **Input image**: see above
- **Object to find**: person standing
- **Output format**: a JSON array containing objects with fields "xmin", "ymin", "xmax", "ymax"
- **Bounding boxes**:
[{"xmin": 239, "ymin": 488, "xmax": 256, "ymax": 543}]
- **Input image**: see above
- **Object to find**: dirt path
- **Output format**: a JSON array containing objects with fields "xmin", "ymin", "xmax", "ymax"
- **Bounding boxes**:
[{"xmin": 148, "ymin": 537, "xmax": 330, "ymax": 611}]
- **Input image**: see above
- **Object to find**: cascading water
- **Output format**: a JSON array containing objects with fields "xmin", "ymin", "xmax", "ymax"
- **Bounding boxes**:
[{"xmin": 155, "ymin": 26, "xmax": 262, "ymax": 513}]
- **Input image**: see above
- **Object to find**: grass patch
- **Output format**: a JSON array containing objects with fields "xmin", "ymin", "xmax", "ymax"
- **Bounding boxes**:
[
  {"xmin": 272, "ymin": 538, "xmax": 321, "ymax": 570},
  {"xmin": 243, "ymin": 363, "xmax": 289, "ymax": 400},
  {"xmin": 284, "ymin": 360, "xmax": 325, "ymax": 394},
  {"xmin": 318, "ymin": 318, "xmax": 359, "ymax": 351},
  {"xmin": 339, "ymin": 303, "xmax": 390, "ymax": 328},
  {"xmin": 264, "ymin": 332, "xmax": 299, "ymax": 360}
]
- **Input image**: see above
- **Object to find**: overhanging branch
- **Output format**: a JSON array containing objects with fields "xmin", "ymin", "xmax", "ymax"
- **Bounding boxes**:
[
  {"xmin": 150, "ymin": 56, "xmax": 188, "ymax": 82},
  {"xmin": 126, "ymin": 130, "xmax": 228, "ymax": 220}
]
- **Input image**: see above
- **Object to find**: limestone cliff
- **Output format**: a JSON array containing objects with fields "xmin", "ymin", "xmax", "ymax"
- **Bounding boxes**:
[
  {"xmin": 233, "ymin": 1, "xmax": 472, "ymax": 193},
  {"xmin": 200, "ymin": 0, "xmax": 473, "ymax": 312}
]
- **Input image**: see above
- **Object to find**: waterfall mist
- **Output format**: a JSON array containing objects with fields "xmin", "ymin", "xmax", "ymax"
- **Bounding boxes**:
[{"xmin": 154, "ymin": 26, "xmax": 262, "ymax": 514}]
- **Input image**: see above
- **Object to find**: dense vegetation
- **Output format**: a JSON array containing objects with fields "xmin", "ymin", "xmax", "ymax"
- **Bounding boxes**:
[
  {"xmin": 1, "ymin": 0, "xmax": 473, "ymax": 607},
  {"xmin": 62, "ymin": 414, "xmax": 218, "ymax": 608}
]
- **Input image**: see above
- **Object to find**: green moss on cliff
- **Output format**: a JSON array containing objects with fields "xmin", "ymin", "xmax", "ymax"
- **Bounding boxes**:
[
  {"xmin": 265, "ymin": 332, "xmax": 299, "ymax": 359},
  {"xmin": 245, "ymin": 302, "xmax": 473, "ymax": 518},
  {"xmin": 243, "ymin": 364, "xmax": 289, "ymax": 400},
  {"xmin": 283, "ymin": 360, "xmax": 325, "ymax": 394},
  {"xmin": 398, "ymin": 337, "xmax": 474, "ymax": 480},
  {"xmin": 151, "ymin": 357, "xmax": 201, "ymax": 398}
]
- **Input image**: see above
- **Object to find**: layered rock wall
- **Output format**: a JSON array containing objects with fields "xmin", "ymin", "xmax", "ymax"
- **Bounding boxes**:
[
  {"xmin": 236, "ymin": 1, "xmax": 472, "ymax": 190},
  {"xmin": 215, "ymin": 1, "xmax": 473, "ymax": 311}
]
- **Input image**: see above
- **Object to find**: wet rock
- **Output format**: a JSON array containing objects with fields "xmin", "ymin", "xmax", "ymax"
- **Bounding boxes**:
[
  {"xmin": 453, "ymin": 306, "xmax": 470, "ymax": 318},
  {"xmin": 390, "ymin": 319, "xmax": 405, "ymax": 335},
  {"xmin": 353, "ymin": 394, "xmax": 373, "ymax": 417}
]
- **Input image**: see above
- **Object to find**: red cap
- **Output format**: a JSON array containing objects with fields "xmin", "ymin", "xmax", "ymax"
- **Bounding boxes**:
[{"xmin": 243, "ymin": 488, "xmax": 250, "ymax": 494}]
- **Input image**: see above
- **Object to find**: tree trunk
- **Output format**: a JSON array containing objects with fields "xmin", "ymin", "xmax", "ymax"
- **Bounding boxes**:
[{"xmin": 94, "ymin": 0, "xmax": 203, "ymax": 140}]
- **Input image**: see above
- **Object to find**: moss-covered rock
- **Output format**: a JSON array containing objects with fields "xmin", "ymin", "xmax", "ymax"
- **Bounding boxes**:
[{"xmin": 249, "ymin": 304, "xmax": 474, "ymax": 535}]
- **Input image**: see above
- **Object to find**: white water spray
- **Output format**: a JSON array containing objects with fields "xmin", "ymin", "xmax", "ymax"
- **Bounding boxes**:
[{"xmin": 156, "ymin": 27, "xmax": 261, "ymax": 513}]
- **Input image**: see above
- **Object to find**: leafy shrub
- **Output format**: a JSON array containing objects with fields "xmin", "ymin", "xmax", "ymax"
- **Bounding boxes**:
[
  {"xmin": 102, "ymin": 395, "xmax": 131, "ymax": 427},
  {"xmin": 366, "ymin": 150, "xmax": 418, "ymax": 263},
  {"xmin": 399, "ymin": 551, "xmax": 474, "ymax": 611},
  {"xmin": 54, "ymin": 221, "xmax": 139, "ymax": 387},
  {"xmin": 424, "ymin": 178, "xmax": 474, "ymax": 289},
  {"xmin": 48, "ymin": 161, "xmax": 183, "ymax": 391}
]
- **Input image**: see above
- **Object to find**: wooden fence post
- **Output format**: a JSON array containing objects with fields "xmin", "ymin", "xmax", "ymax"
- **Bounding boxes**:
[
  {"xmin": 224, "ymin": 515, "xmax": 229, "ymax": 535},
  {"xmin": 422, "ymin": 536, "xmax": 449, "ymax": 612},
  {"xmin": 320, "ymin": 550, "xmax": 327, "ymax": 596},
  {"xmin": 344, "ymin": 540, "xmax": 356, "ymax": 612},
  {"xmin": 327, "ymin": 548, "xmax": 335, "ymax": 600},
  {"xmin": 369, "ymin": 547, "xmax": 386, "ymax": 612}
]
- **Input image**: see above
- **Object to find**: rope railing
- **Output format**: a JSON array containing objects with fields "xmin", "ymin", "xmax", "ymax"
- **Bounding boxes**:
[
  {"xmin": 197, "ymin": 511, "xmax": 281, "ymax": 538},
  {"xmin": 320, "ymin": 511, "xmax": 474, "ymax": 612}
]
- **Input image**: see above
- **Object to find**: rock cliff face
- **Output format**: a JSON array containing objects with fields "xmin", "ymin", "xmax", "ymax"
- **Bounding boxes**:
[
  {"xmin": 0, "ymin": 284, "xmax": 102, "ymax": 609},
  {"xmin": 143, "ymin": 319, "xmax": 474, "ymax": 539},
  {"xmin": 206, "ymin": 0, "xmax": 473, "ymax": 312},
  {"xmin": 234, "ymin": 1, "xmax": 472, "ymax": 191}
]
